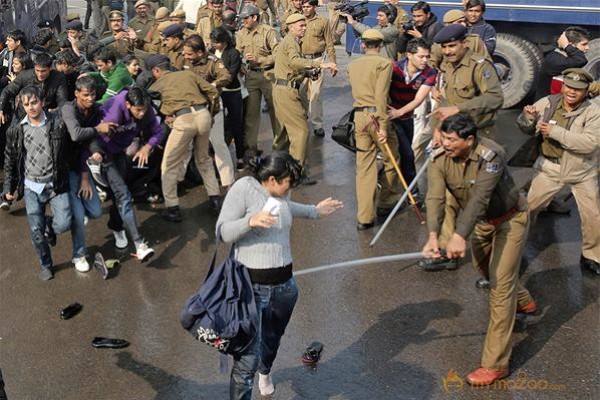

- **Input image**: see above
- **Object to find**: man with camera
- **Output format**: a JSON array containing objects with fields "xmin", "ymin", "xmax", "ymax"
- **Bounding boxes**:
[
  {"xmin": 272, "ymin": 13, "xmax": 336, "ymax": 180},
  {"xmin": 396, "ymin": 1, "xmax": 442, "ymax": 54},
  {"xmin": 301, "ymin": 0, "xmax": 337, "ymax": 138},
  {"xmin": 344, "ymin": 4, "xmax": 400, "ymax": 60}
]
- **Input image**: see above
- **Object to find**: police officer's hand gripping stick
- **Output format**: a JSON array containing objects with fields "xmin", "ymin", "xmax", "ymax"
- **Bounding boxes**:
[{"xmin": 369, "ymin": 115, "xmax": 425, "ymax": 224}]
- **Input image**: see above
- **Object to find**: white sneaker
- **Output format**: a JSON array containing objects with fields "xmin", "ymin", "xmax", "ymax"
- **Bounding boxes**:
[
  {"xmin": 83, "ymin": 216, "xmax": 89, "ymax": 226},
  {"xmin": 258, "ymin": 373, "xmax": 274, "ymax": 396},
  {"xmin": 135, "ymin": 241, "xmax": 155, "ymax": 262},
  {"xmin": 73, "ymin": 256, "xmax": 90, "ymax": 272},
  {"xmin": 113, "ymin": 230, "xmax": 128, "ymax": 249}
]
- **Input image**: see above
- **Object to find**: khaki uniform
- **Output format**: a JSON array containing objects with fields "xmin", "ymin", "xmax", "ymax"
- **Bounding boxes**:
[
  {"xmin": 166, "ymin": 41, "xmax": 186, "ymax": 70},
  {"xmin": 432, "ymin": 48, "xmax": 504, "ymax": 247},
  {"xmin": 275, "ymin": 0, "xmax": 289, "ymax": 16},
  {"xmin": 430, "ymin": 34, "xmax": 490, "ymax": 69},
  {"xmin": 100, "ymin": 30, "xmax": 136, "ymax": 57},
  {"xmin": 149, "ymin": 70, "xmax": 221, "ymax": 206},
  {"xmin": 143, "ymin": 19, "xmax": 170, "ymax": 53},
  {"xmin": 196, "ymin": 12, "xmax": 223, "ymax": 49},
  {"xmin": 303, "ymin": 13, "xmax": 336, "ymax": 132},
  {"xmin": 427, "ymin": 138, "xmax": 535, "ymax": 370},
  {"xmin": 517, "ymin": 95, "xmax": 600, "ymax": 264},
  {"xmin": 195, "ymin": 4, "xmax": 210, "ymax": 25},
  {"xmin": 128, "ymin": 15, "xmax": 155, "ymax": 45},
  {"xmin": 184, "ymin": 56, "xmax": 235, "ymax": 186},
  {"xmin": 280, "ymin": 7, "xmax": 302, "ymax": 36},
  {"xmin": 236, "ymin": 23, "xmax": 281, "ymax": 158},
  {"xmin": 392, "ymin": 5, "xmax": 410, "ymax": 32},
  {"xmin": 327, "ymin": 1, "xmax": 346, "ymax": 44},
  {"xmin": 347, "ymin": 54, "xmax": 400, "ymax": 224},
  {"xmin": 273, "ymin": 34, "xmax": 320, "ymax": 164}
]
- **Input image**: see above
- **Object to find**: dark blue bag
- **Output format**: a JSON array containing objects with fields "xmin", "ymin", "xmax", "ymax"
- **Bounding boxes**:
[{"xmin": 180, "ymin": 245, "xmax": 258, "ymax": 355}]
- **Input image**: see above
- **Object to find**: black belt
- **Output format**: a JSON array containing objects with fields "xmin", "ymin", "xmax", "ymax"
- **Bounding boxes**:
[
  {"xmin": 174, "ymin": 104, "xmax": 207, "ymax": 117},
  {"xmin": 303, "ymin": 52, "xmax": 323, "ymax": 59},
  {"xmin": 275, "ymin": 79, "xmax": 301, "ymax": 90},
  {"xmin": 543, "ymin": 155, "xmax": 561, "ymax": 165},
  {"xmin": 354, "ymin": 106, "xmax": 378, "ymax": 113},
  {"xmin": 249, "ymin": 66, "xmax": 274, "ymax": 72},
  {"xmin": 248, "ymin": 264, "xmax": 293, "ymax": 285}
]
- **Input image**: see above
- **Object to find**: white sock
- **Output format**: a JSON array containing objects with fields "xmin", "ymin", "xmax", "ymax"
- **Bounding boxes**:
[{"xmin": 258, "ymin": 373, "xmax": 274, "ymax": 396}]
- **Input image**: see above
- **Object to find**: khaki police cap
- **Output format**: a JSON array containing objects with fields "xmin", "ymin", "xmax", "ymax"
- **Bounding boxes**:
[
  {"xmin": 443, "ymin": 10, "xmax": 465, "ymax": 24},
  {"xmin": 562, "ymin": 68, "xmax": 594, "ymax": 89},
  {"xmin": 285, "ymin": 13, "xmax": 306, "ymax": 25},
  {"xmin": 135, "ymin": 0, "xmax": 150, "ymax": 8},
  {"xmin": 109, "ymin": 11, "xmax": 124, "ymax": 21},
  {"xmin": 157, "ymin": 21, "xmax": 175, "ymax": 33},
  {"xmin": 170, "ymin": 9, "xmax": 186, "ymax": 19},
  {"xmin": 155, "ymin": 7, "xmax": 170, "ymax": 20},
  {"xmin": 66, "ymin": 13, "xmax": 81, "ymax": 22},
  {"xmin": 362, "ymin": 29, "xmax": 384, "ymax": 41},
  {"xmin": 239, "ymin": 5, "xmax": 260, "ymax": 19}
]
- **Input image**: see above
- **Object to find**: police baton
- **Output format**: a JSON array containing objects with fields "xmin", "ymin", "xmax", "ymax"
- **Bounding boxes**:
[
  {"xmin": 370, "ymin": 158, "xmax": 430, "ymax": 247},
  {"xmin": 294, "ymin": 252, "xmax": 423, "ymax": 276}
]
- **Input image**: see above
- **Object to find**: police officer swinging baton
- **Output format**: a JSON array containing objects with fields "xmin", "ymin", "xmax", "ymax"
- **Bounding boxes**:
[{"xmin": 294, "ymin": 252, "xmax": 424, "ymax": 276}]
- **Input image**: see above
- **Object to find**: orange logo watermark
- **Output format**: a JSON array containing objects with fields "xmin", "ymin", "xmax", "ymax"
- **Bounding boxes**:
[{"xmin": 442, "ymin": 369, "xmax": 566, "ymax": 393}]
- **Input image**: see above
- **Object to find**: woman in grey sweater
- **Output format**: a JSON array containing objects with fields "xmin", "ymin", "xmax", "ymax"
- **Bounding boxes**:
[{"xmin": 216, "ymin": 152, "xmax": 342, "ymax": 399}]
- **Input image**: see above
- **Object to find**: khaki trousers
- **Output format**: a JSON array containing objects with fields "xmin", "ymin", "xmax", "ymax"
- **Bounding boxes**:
[
  {"xmin": 273, "ymin": 84, "xmax": 310, "ymax": 164},
  {"xmin": 161, "ymin": 109, "xmax": 220, "ymax": 207},
  {"xmin": 528, "ymin": 156, "xmax": 600, "ymax": 263},
  {"xmin": 354, "ymin": 111, "xmax": 400, "ymax": 224},
  {"xmin": 243, "ymin": 70, "xmax": 281, "ymax": 158},
  {"xmin": 306, "ymin": 56, "xmax": 324, "ymax": 131},
  {"xmin": 471, "ymin": 209, "xmax": 534, "ymax": 370},
  {"xmin": 210, "ymin": 106, "xmax": 235, "ymax": 187}
]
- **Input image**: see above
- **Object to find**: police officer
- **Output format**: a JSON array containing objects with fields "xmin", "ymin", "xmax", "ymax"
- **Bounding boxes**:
[
  {"xmin": 170, "ymin": 9, "xmax": 197, "ymax": 38},
  {"xmin": 421, "ymin": 23, "xmax": 503, "ymax": 271},
  {"xmin": 422, "ymin": 113, "xmax": 537, "ymax": 386},
  {"xmin": 273, "ymin": 13, "xmax": 336, "ymax": 178},
  {"xmin": 143, "ymin": 9, "xmax": 172, "ymax": 53},
  {"xmin": 147, "ymin": 54, "xmax": 222, "ymax": 221},
  {"xmin": 196, "ymin": 0, "xmax": 224, "ymax": 50},
  {"xmin": 347, "ymin": 29, "xmax": 401, "ymax": 230},
  {"xmin": 236, "ymin": 5, "xmax": 281, "ymax": 162},
  {"xmin": 280, "ymin": 0, "xmax": 302, "ymax": 37},
  {"xmin": 301, "ymin": 0, "xmax": 337, "ymax": 138},
  {"xmin": 161, "ymin": 23, "xmax": 186, "ymax": 70},
  {"xmin": 128, "ymin": 0, "xmax": 155, "ymax": 46},
  {"xmin": 101, "ymin": 10, "xmax": 136, "ymax": 57},
  {"xmin": 517, "ymin": 68, "xmax": 600, "ymax": 275}
]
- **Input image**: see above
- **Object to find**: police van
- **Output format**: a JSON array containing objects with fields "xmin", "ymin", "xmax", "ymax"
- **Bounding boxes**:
[{"xmin": 344, "ymin": 0, "xmax": 600, "ymax": 107}]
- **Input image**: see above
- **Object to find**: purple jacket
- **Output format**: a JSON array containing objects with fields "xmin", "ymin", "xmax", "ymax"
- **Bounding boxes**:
[{"xmin": 96, "ymin": 90, "xmax": 164, "ymax": 155}]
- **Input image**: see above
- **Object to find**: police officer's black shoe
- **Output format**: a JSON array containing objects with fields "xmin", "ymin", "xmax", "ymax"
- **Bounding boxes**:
[
  {"xmin": 313, "ymin": 128, "xmax": 325, "ymax": 137},
  {"xmin": 580, "ymin": 255, "xmax": 600, "ymax": 275},
  {"xmin": 419, "ymin": 257, "xmax": 459, "ymax": 271},
  {"xmin": 476, "ymin": 277, "xmax": 491, "ymax": 289},
  {"xmin": 356, "ymin": 222, "xmax": 375, "ymax": 231},
  {"xmin": 161, "ymin": 206, "xmax": 183, "ymax": 222},
  {"xmin": 209, "ymin": 196, "xmax": 223, "ymax": 214},
  {"xmin": 545, "ymin": 198, "xmax": 571, "ymax": 215}
]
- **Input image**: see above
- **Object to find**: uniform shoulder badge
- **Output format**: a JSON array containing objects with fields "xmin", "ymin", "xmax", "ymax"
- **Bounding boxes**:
[
  {"xmin": 486, "ymin": 162, "xmax": 500, "ymax": 174},
  {"xmin": 479, "ymin": 146, "xmax": 496, "ymax": 161}
]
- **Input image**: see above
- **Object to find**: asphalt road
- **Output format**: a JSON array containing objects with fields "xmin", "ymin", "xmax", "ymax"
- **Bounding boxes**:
[{"xmin": 0, "ymin": 3, "xmax": 598, "ymax": 399}]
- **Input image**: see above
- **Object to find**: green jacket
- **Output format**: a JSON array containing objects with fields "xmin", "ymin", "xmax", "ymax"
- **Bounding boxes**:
[{"xmin": 88, "ymin": 63, "xmax": 133, "ymax": 104}]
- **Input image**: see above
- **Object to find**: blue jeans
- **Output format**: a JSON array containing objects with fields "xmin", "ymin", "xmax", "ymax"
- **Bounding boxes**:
[
  {"xmin": 230, "ymin": 277, "xmax": 299, "ymax": 400},
  {"xmin": 68, "ymin": 171, "xmax": 102, "ymax": 259},
  {"xmin": 24, "ymin": 185, "xmax": 72, "ymax": 270},
  {"xmin": 103, "ymin": 154, "xmax": 142, "ymax": 243}
]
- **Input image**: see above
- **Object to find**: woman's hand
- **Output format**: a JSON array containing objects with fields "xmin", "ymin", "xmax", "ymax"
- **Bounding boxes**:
[
  {"xmin": 316, "ymin": 198, "xmax": 343, "ymax": 218},
  {"xmin": 249, "ymin": 210, "xmax": 278, "ymax": 228}
]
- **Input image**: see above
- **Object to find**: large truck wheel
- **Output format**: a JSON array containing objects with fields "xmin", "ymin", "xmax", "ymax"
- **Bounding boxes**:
[
  {"xmin": 584, "ymin": 39, "xmax": 600, "ymax": 80},
  {"xmin": 493, "ymin": 33, "xmax": 538, "ymax": 108}
]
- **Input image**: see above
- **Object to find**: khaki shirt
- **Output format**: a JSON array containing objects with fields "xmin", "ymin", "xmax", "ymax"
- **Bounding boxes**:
[
  {"xmin": 166, "ymin": 41, "xmax": 186, "ymax": 70},
  {"xmin": 274, "ymin": 34, "xmax": 320, "ymax": 82},
  {"xmin": 184, "ymin": 54, "xmax": 232, "ymax": 89},
  {"xmin": 541, "ymin": 102, "xmax": 574, "ymax": 158},
  {"xmin": 392, "ymin": 5, "xmax": 410, "ymax": 31},
  {"xmin": 149, "ymin": 70, "xmax": 220, "ymax": 116},
  {"xmin": 430, "ymin": 34, "xmax": 490, "ymax": 69},
  {"xmin": 347, "ymin": 53, "xmax": 393, "ymax": 131},
  {"xmin": 280, "ymin": 7, "xmax": 302, "ymax": 36},
  {"xmin": 303, "ymin": 13, "xmax": 336, "ymax": 63},
  {"xmin": 426, "ymin": 138, "xmax": 521, "ymax": 238},
  {"xmin": 196, "ymin": 13, "xmax": 223, "ymax": 49},
  {"xmin": 128, "ymin": 15, "xmax": 155, "ymax": 44},
  {"xmin": 236, "ymin": 24, "xmax": 279, "ymax": 69},
  {"xmin": 195, "ymin": 5, "xmax": 211, "ymax": 25},
  {"xmin": 100, "ymin": 30, "xmax": 135, "ymax": 57},
  {"xmin": 438, "ymin": 48, "xmax": 503, "ymax": 129}
]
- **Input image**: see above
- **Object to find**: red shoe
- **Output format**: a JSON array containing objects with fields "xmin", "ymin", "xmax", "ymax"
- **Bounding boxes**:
[
  {"xmin": 466, "ymin": 367, "xmax": 509, "ymax": 386},
  {"xmin": 517, "ymin": 300, "xmax": 538, "ymax": 314}
]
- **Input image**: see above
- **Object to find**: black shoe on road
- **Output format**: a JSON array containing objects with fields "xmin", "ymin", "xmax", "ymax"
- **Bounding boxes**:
[{"xmin": 161, "ymin": 206, "xmax": 183, "ymax": 222}]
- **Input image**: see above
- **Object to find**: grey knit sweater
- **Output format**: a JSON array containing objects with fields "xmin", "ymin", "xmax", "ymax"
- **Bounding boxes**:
[{"xmin": 216, "ymin": 176, "xmax": 319, "ymax": 270}]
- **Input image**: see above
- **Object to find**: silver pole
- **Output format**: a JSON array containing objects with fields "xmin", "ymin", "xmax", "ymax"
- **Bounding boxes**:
[
  {"xmin": 370, "ymin": 158, "xmax": 430, "ymax": 247},
  {"xmin": 294, "ymin": 252, "xmax": 423, "ymax": 276}
]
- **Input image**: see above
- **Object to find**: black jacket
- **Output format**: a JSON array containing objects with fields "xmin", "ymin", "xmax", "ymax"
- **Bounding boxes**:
[
  {"xmin": 2, "ymin": 112, "xmax": 72, "ymax": 200},
  {"xmin": 0, "ymin": 69, "xmax": 69, "ymax": 118},
  {"xmin": 397, "ymin": 12, "xmax": 442, "ymax": 54},
  {"xmin": 219, "ymin": 46, "xmax": 242, "ymax": 90},
  {"xmin": 535, "ymin": 46, "xmax": 587, "ymax": 100}
]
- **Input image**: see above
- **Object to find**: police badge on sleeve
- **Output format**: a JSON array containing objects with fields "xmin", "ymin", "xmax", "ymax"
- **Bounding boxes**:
[{"xmin": 486, "ymin": 162, "xmax": 500, "ymax": 174}]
